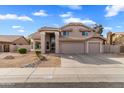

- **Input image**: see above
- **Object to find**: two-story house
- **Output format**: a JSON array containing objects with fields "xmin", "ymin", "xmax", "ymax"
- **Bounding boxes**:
[{"xmin": 29, "ymin": 22, "xmax": 106, "ymax": 54}]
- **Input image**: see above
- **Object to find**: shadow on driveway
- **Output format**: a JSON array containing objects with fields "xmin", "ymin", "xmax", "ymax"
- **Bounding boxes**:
[{"xmin": 61, "ymin": 54, "xmax": 123, "ymax": 65}]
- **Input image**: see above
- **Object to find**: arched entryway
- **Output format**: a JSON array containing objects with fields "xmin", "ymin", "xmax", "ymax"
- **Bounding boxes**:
[
  {"xmin": 45, "ymin": 33, "xmax": 55, "ymax": 53},
  {"xmin": 41, "ymin": 31, "xmax": 59, "ymax": 54}
]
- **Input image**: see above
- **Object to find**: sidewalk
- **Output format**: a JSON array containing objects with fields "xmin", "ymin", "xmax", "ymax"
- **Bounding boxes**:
[{"xmin": 1, "ymin": 67, "xmax": 124, "ymax": 83}]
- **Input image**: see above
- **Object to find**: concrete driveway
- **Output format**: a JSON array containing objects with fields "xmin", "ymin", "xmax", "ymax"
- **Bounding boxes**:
[{"xmin": 61, "ymin": 54, "xmax": 124, "ymax": 67}]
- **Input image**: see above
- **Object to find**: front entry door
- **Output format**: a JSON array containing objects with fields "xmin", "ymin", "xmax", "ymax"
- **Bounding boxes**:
[
  {"xmin": 46, "ymin": 41, "xmax": 50, "ymax": 52},
  {"xmin": 50, "ymin": 34, "xmax": 55, "ymax": 53},
  {"xmin": 4, "ymin": 45, "xmax": 10, "ymax": 52},
  {"xmin": 45, "ymin": 33, "xmax": 55, "ymax": 53}
]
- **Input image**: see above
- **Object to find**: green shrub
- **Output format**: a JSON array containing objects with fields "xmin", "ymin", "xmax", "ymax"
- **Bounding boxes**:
[{"xmin": 17, "ymin": 48, "xmax": 27, "ymax": 54}]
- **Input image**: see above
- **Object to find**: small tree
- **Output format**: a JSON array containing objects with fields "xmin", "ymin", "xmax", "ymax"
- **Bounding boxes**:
[{"xmin": 93, "ymin": 24, "xmax": 104, "ymax": 35}]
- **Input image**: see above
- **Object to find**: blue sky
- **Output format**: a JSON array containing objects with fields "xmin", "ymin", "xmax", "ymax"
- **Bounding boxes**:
[{"xmin": 0, "ymin": 5, "xmax": 124, "ymax": 37}]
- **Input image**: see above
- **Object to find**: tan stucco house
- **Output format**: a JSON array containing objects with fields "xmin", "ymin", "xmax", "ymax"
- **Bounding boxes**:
[
  {"xmin": 29, "ymin": 22, "xmax": 106, "ymax": 54},
  {"xmin": 107, "ymin": 31, "xmax": 124, "ymax": 45},
  {"xmin": 0, "ymin": 35, "xmax": 29, "ymax": 52}
]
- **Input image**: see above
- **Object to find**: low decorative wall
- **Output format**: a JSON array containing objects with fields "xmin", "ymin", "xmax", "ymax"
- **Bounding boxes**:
[
  {"xmin": 10, "ymin": 45, "xmax": 31, "ymax": 52},
  {"xmin": 103, "ymin": 45, "xmax": 120, "ymax": 53}
]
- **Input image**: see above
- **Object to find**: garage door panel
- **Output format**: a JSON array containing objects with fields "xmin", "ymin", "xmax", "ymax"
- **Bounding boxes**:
[
  {"xmin": 88, "ymin": 42, "xmax": 100, "ymax": 54},
  {"xmin": 60, "ymin": 42, "xmax": 85, "ymax": 54}
]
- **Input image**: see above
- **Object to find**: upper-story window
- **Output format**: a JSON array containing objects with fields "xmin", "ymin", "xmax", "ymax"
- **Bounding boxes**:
[
  {"xmin": 82, "ymin": 32, "xmax": 88, "ymax": 36},
  {"xmin": 63, "ymin": 31, "xmax": 69, "ymax": 37}
]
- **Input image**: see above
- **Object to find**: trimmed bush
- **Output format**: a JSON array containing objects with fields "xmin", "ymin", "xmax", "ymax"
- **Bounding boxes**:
[{"xmin": 17, "ymin": 48, "xmax": 27, "ymax": 54}]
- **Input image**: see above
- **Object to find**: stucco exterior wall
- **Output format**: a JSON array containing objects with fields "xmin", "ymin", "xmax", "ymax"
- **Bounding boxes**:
[
  {"xmin": 10, "ymin": 45, "xmax": 31, "ymax": 52},
  {"xmin": 10, "ymin": 45, "xmax": 16, "ymax": 52},
  {"xmin": 0, "ymin": 44, "xmax": 30, "ymax": 52},
  {"xmin": 87, "ymin": 38, "xmax": 104, "ymax": 42},
  {"xmin": 61, "ymin": 26, "xmax": 94, "ymax": 38},
  {"xmin": 13, "ymin": 37, "xmax": 29, "ymax": 45}
]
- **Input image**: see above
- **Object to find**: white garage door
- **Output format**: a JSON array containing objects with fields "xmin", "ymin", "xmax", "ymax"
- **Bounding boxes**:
[
  {"xmin": 88, "ymin": 42, "xmax": 100, "ymax": 54},
  {"xmin": 60, "ymin": 42, "xmax": 85, "ymax": 54}
]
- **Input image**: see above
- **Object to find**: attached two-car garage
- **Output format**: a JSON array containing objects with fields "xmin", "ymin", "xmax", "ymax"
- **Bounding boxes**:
[
  {"xmin": 60, "ymin": 42, "xmax": 85, "ymax": 54},
  {"xmin": 59, "ymin": 38, "xmax": 104, "ymax": 54}
]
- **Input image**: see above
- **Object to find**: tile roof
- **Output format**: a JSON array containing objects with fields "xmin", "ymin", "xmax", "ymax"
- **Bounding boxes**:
[
  {"xmin": 29, "ymin": 31, "xmax": 41, "ymax": 40},
  {"xmin": 114, "ymin": 32, "xmax": 124, "ymax": 35},
  {"xmin": 61, "ymin": 22, "xmax": 94, "ymax": 30},
  {"xmin": 0, "ymin": 35, "xmax": 23, "ymax": 43},
  {"xmin": 39, "ymin": 26, "xmax": 59, "ymax": 31}
]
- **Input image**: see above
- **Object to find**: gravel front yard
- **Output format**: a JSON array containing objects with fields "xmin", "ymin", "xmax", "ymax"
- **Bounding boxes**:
[
  {"xmin": 0, "ymin": 52, "xmax": 61, "ymax": 68},
  {"xmin": 0, "ymin": 52, "xmax": 38, "ymax": 68}
]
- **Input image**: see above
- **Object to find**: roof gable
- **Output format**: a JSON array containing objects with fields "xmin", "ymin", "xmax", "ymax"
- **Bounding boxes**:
[
  {"xmin": 61, "ymin": 22, "xmax": 94, "ymax": 32},
  {"xmin": 0, "ymin": 35, "xmax": 24, "ymax": 43},
  {"xmin": 61, "ymin": 22, "xmax": 93, "ymax": 30}
]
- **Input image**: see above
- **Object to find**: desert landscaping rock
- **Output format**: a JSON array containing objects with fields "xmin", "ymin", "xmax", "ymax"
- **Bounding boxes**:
[
  {"xmin": 3, "ymin": 55, "xmax": 15, "ymax": 59},
  {"xmin": 0, "ymin": 52, "xmax": 38, "ymax": 68}
]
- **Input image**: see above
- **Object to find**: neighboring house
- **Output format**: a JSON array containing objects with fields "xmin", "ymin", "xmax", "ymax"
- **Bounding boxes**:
[
  {"xmin": 0, "ymin": 35, "xmax": 29, "ymax": 52},
  {"xmin": 107, "ymin": 32, "xmax": 124, "ymax": 45},
  {"xmin": 29, "ymin": 22, "xmax": 106, "ymax": 54}
]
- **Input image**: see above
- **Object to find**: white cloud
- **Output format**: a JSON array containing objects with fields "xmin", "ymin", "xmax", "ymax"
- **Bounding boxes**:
[
  {"xmin": 66, "ymin": 5, "xmax": 82, "ymax": 10},
  {"xmin": 116, "ymin": 26, "xmax": 121, "ymax": 28},
  {"xmin": 53, "ymin": 24, "xmax": 59, "ymax": 27},
  {"xmin": 33, "ymin": 10, "xmax": 48, "ymax": 16},
  {"xmin": 0, "ymin": 14, "xmax": 33, "ymax": 21},
  {"xmin": 105, "ymin": 5, "xmax": 124, "ymax": 17},
  {"xmin": 12, "ymin": 25, "xmax": 25, "ymax": 32},
  {"xmin": 18, "ymin": 16, "xmax": 33, "ymax": 21},
  {"xmin": 64, "ymin": 17, "xmax": 82, "ymax": 23},
  {"xmin": 17, "ymin": 29, "xmax": 25, "ymax": 32},
  {"xmin": 59, "ymin": 12, "xmax": 73, "ymax": 18},
  {"xmin": 63, "ymin": 17, "xmax": 96, "ymax": 25},
  {"xmin": 82, "ymin": 19, "xmax": 96, "ymax": 25},
  {"xmin": 12, "ymin": 25, "xmax": 22, "ymax": 29},
  {"xmin": 104, "ymin": 27, "xmax": 112, "ymax": 30}
]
